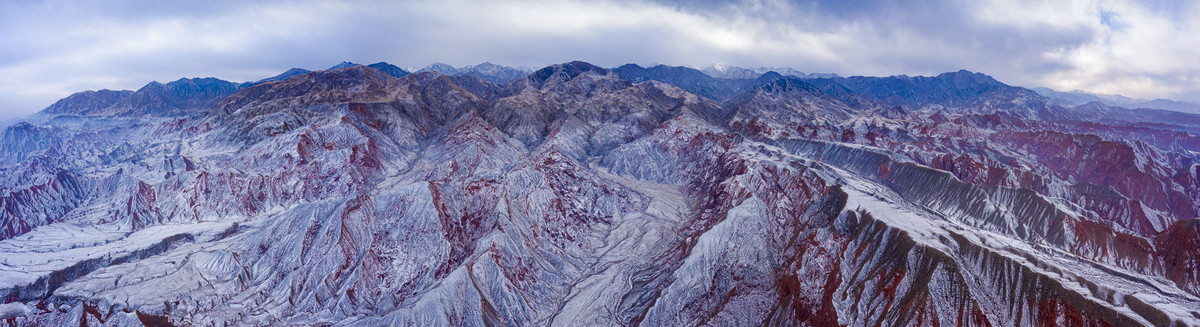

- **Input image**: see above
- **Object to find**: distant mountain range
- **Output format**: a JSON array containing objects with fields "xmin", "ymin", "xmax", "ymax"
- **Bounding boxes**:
[
  {"xmin": 41, "ymin": 77, "xmax": 242, "ymax": 117},
  {"xmin": 612, "ymin": 64, "xmax": 1058, "ymax": 119},
  {"xmin": 39, "ymin": 62, "xmax": 535, "ymax": 118},
  {"xmin": 39, "ymin": 60, "xmax": 1200, "ymax": 123},
  {"xmin": 613, "ymin": 64, "xmax": 758, "ymax": 101},
  {"xmin": 701, "ymin": 64, "xmax": 1200, "ymax": 116},
  {"xmin": 699, "ymin": 63, "xmax": 839, "ymax": 79},
  {"xmin": 253, "ymin": 61, "xmax": 534, "ymax": 86},
  {"xmin": 1031, "ymin": 87, "xmax": 1200, "ymax": 114},
  {"xmin": 415, "ymin": 62, "xmax": 534, "ymax": 84}
]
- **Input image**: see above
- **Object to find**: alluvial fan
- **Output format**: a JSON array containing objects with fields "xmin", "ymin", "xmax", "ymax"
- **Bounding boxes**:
[{"xmin": 2, "ymin": 61, "xmax": 1199, "ymax": 326}]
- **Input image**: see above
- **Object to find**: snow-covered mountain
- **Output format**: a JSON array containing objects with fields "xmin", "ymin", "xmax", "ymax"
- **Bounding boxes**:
[
  {"xmin": 416, "ymin": 62, "xmax": 533, "ymax": 84},
  {"xmin": 699, "ymin": 63, "xmax": 839, "ymax": 80},
  {"xmin": 700, "ymin": 63, "xmax": 762, "ymax": 79},
  {"xmin": 2, "ymin": 61, "xmax": 1200, "ymax": 326}
]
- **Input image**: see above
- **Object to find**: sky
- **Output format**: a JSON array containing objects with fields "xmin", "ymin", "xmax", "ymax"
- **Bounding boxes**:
[{"xmin": 1, "ymin": 0, "xmax": 1198, "ymax": 119}]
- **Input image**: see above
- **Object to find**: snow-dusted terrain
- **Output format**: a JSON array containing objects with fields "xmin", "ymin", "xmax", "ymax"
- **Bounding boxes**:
[{"xmin": 2, "ymin": 61, "xmax": 1199, "ymax": 326}]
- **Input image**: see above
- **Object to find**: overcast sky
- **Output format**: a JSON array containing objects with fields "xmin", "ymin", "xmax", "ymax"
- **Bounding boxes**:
[{"xmin": 1, "ymin": 0, "xmax": 1198, "ymax": 119}]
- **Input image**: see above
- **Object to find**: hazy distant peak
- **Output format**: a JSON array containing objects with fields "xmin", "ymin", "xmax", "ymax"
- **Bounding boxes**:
[
  {"xmin": 366, "ymin": 62, "xmax": 410, "ymax": 78},
  {"xmin": 414, "ymin": 62, "xmax": 531, "ymax": 83},
  {"xmin": 528, "ymin": 61, "xmax": 610, "ymax": 87},
  {"xmin": 701, "ymin": 63, "xmax": 759, "ymax": 79},
  {"xmin": 616, "ymin": 63, "xmax": 646, "ymax": 72},
  {"xmin": 936, "ymin": 69, "xmax": 998, "ymax": 83},
  {"xmin": 418, "ymin": 63, "xmax": 461, "ymax": 75},
  {"xmin": 40, "ymin": 76, "xmax": 242, "ymax": 117},
  {"xmin": 255, "ymin": 68, "xmax": 312, "ymax": 84},
  {"xmin": 328, "ymin": 61, "xmax": 361, "ymax": 70},
  {"xmin": 459, "ymin": 62, "xmax": 532, "ymax": 83}
]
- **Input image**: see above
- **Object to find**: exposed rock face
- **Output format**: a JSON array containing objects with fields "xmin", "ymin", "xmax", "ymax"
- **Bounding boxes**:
[{"xmin": 3, "ymin": 61, "xmax": 1200, "ymax": 326}]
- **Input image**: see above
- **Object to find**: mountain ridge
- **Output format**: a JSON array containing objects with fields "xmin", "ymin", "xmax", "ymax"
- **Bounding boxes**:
[
  {"xmin": 416, "ymin": 62, "xmax": 533, "ymax": 84},
  {"xmin": 35, "ymin": 60, "xmax": 1200, "ymax": 130}
]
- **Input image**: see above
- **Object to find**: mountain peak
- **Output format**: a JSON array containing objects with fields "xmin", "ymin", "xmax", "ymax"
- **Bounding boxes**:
[
  {"xmin": 139, "ymin": 81, "xmax": 169, "ymax": 90},
  {"xmin": 256, "ymin": 68, "xmax": 312, "ymax": 84},
  {"xmin": 701, "ymin": 64, "xmax": 760, "ymax": 79},
  {"xmin": 411, "ymin": 62, "xmax": 532, "ymax": 83},
  {"xmin": 366, "ymin": 62, "xmax": 410, "ymax": 78},
  {"xmin": 164, "ymin": 77, "xmax": 238, "ymax": 89},
  {"xmin": 936, "ymin": 69, "xmax": 1000, "ymax": 85},
  {"xmin": 329, "ymin": 61, "xmax": 361, "ymax": 70},
  {"xmin": 757, "ymin": 71, "xmax": 784, "ymax": 81},
  {"xmin": 40, "ymin": 89, "xmax": 131, "ymax": 115},
  {"xmin": 615, "ymin": 63, "xmax": 647, "ymax": 75},
  {"xmin": 217, "ymin": 65, "xmax": 394, "ymax": 116},
  {"xmin": 418, "ymin": 63, "xmax": 461, "ymax": 75},
  {"xmin": 39, "ymin": 76, "xmax": 242, "ymax": 117},
  {"xmin": 459, "ymin": 62, "xmax": 532, "ymax": 83},
  {"xmin": 471, "ymin": 62, "xmax": 498, "ymax": 69},
  {"xmin": 528, "ymin": 61, "xmax": 608, "ymax": 87},
  {"xmin": 836, "ymin": 69, "xmax": 1013, "ymax": 108}
]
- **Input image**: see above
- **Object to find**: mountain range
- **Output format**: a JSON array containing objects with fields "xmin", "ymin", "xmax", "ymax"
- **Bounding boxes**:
[
  {"xmin": 415, "ymin": 62, "xmax": 534, "ymax": 84},
  {"xmin": 1, "ymin": 60, "xmax": 1199, "ymax": 326},
  {"xmin": 699, "ymin": 63, "xmax": 1200, "ymax": 116},
  {"xmin": 699, "ymin": 63, "xmax": 840, "ymax": 79},
  {"xmin": 1032, "ymin": 86, "xmax": 1200, "ymax": 114}
]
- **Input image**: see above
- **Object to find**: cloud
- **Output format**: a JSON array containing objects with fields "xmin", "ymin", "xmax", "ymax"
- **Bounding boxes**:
[
  {"xmin": 1038, "ymin": 1, "xmax": 1200, "ymax": 100},
  {"xmin": 0, "ymin": 0, "xmax": 1198, "ymax": 119}
]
